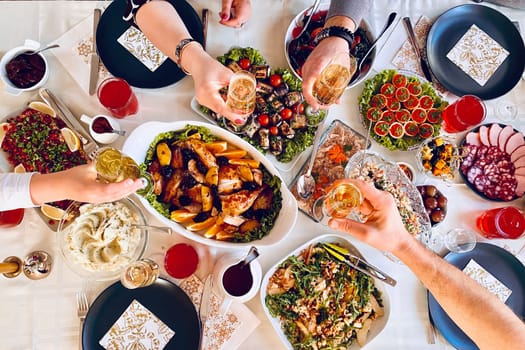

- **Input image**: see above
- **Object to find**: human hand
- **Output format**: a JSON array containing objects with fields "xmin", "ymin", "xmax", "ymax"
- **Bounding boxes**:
[
  {"xmin": 301, "ymin": 38, "xmax": 350, "ymax": 111},
  {"xmin": 191, "ymin": 54, "xmax": 248, "ymax": 125},
  {"xmin": 219, "ymin": 0, "xmax": 251, "ymax": 28},
  {"xmin": 327, "ymin": 179, "xmax": 413, "ymax": 254},
  {"xmin": 61, "ymin": 164, "xmax": 144, "ymax": 203}
]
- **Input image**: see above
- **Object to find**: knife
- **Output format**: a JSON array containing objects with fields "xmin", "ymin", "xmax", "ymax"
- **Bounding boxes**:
[
  {"xmin": 402, "ymin": 17, "xmax": 433, "ymax": 83},
  {"xmin": 201, "ymin": 9, "xmax": 209, "ymax": 50},
  {"xmin": 39, "ymin": 88, "xmax": 99, "ymax": 151},
  {"xmin": 199, "ymin": 274, "xmax": 213, "ymax": 350},
  {"xmin": 89, "ymin": 8, "xmax": 101, "ymax": 95}
]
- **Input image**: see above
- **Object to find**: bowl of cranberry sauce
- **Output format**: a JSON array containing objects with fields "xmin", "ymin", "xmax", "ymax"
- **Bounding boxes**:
[{"xmin": 0, "ymin": 39, "xmax": 49, "ymax": 95}]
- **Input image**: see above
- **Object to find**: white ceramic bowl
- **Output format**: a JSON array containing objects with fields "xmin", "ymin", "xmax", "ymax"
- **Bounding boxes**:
[
  {"xmin": 0, "ymin": 39, "xmax": 49, "ymax": 95},
  {"xmin": 284, "ymin": 1, "xmax": 376, "ymax": 88},
  {"xmin": 260, "ymin": 233, "xmax": 390, "ymax": 349},
  {"xmin": 122, "ymin": 121, "xmax": 298, "ymax": 249}
]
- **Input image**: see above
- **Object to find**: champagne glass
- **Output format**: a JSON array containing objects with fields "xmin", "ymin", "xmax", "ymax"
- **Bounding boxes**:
[
  {"xmin": 223, "ymin": 70, "xmax": 256, "ymax": 134},
  {"xmin": 93, "ymin": 147, "xmax": 153, "ymax": 196},
  {"xmin": 312, "ymin": 182, "xmax": 363, "ymax": 225},
  {"xmin": 120, "ymin": 258, "xmax": 159, "ymax": 289},
  {"xmin": 313, "ymin": 52, "xmax": 355, "ymax": 106}
]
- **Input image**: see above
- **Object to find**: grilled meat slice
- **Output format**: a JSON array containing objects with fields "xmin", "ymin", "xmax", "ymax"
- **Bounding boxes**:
[
  {"xmin": 218, "ymin": 164, "xmax": 243, "ymax": 194},
  {"xmin": 187, "ymin": 159, "xmax": 205, "ymax": 183},
  {"xmin": 252, "ymin": 186, "xmax": 273, "ymax": 211},
  {"xmin": 220, "ymin": 187, "xmax": 264, "ymax": 216},
  {"xmin": 161, "ymin": 168, "xmax": 183, "ymax": 203},
  {"xmin": 180, "ymin": 138, "xmax": 218, "ymax": 169},
  {"xmin": 148, "ymin": 159, "xmax": 164, "ymax": 196}
]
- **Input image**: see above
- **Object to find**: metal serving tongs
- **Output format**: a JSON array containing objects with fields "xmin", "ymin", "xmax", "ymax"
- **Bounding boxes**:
[{"xmin": 322, "ymin": 243, "xmax": 397, "ymax": 287}]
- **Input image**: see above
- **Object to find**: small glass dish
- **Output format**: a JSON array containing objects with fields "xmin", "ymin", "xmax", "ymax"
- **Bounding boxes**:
[
  {"xmin": 57, "ymin": 198, "xmax": 148, "ymax": 281},
  {"xmin": 416, "ymin": 135, "xmax": 460, "ymax": 182}
]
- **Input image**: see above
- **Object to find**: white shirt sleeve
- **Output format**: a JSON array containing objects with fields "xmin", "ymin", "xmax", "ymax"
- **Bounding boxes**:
[{"xmin": 0, "ymin": 172, "xmax": 37, "ymax": 210}]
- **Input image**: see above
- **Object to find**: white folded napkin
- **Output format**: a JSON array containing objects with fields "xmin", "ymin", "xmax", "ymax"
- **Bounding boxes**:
[
  {"xmin": 99, "ymin": 299, "xmax": 175, "ymax": 350},
  {"xmin": 117, "ymin": 26, "xmax": 168, "ymax": 72},
  {"xmin": 446, "ymin": 24, "xmax": 509, "ymax": 86},
  {"xmin": 463, "ymin": 259, "xmax": 512, "ymax": 303}
]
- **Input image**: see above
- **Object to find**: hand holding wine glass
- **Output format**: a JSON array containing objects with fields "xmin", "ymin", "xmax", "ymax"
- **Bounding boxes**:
[{"xmin": 312, "ymin": 51, "xmax": 355, "ymax": 107}]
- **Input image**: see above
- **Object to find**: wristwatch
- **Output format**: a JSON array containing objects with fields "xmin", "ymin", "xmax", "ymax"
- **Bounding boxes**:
[
  {"xmin": 313, "ymin": 26, "xmax": 354, "ymax": 49},
  {"xmin": 174, "ymin": 38, "xmax": 200, "ymax": 75}
]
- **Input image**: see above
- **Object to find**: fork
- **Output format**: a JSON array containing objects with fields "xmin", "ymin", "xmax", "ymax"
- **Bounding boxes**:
[{"xmin": 76, "ymin": 291, "xmax": 89, "ymax": 350}]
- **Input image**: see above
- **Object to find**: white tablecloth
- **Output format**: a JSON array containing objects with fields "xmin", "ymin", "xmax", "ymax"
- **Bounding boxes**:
[{"xmin": 0, "ymin": 1, "xmax": 524, "ymax": 349}]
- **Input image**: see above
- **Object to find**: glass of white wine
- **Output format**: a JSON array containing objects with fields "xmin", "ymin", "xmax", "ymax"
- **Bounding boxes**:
[
  {"xmin": 226, "ymin": 70, "xmax": 256, "ymax": 117},
  {"xmin": 93, "ymin": 147, "xmax": 152, "ymax": 196},
  {"xmin": 312, "ymin": 182, "xmax": 363, "ymax": 225},
  {"xmin": 120, "ymin": 258, "xmax": 159, "ymax": 289},
  {"xmin": 313, "ymin": 52, "xmax": 356, "ymax": 106}
]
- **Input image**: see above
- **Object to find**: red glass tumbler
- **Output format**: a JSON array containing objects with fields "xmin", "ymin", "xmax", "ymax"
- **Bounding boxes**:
[{"xmin": 476, "ymin": 206, "xmax": 525, "ymax": 239}]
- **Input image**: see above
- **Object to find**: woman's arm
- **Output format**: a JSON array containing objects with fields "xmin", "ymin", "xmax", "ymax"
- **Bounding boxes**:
[{"xmin": 328, "ymin": 179, "xmax": 525, "ymax": 349}]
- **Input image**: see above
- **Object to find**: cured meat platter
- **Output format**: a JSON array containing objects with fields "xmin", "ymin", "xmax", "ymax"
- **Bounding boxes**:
[{"xmin": 460, "ymin": 123, "xmax": 525, "ymax": 201}]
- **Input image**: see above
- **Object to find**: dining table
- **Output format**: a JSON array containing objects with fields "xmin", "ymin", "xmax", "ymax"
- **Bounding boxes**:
[{"xmin": 0, "ymin": 0, "xmax": 524, "ymax": 349}]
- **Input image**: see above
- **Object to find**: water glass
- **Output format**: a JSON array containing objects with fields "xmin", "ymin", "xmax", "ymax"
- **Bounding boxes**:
[
  {"xmin": 443, "ymin": 228, "xmax": 477, "ymax": 253},
  {"xmin": 97, "ymin": 77, "xmax": 139, "ymax": 118},
  {"xmin": 120, "ymin": 258, "xmax": 159, "ymax": 289},
  {"xmin": 226, "ymin": 70, "xmax": 256, "ymax": 117},
  {"xmin": 312, "ymin": 52, "xmax": 355, "ymax": 106},
  {"xmin": 442, "ymin": 95, "xmax": 486, "ymax": 133}
]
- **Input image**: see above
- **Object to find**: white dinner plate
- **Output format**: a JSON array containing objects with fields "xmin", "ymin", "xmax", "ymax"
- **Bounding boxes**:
[{"xmin": 122, "ymin": 120, "xmax": 298, "ymax": 249}]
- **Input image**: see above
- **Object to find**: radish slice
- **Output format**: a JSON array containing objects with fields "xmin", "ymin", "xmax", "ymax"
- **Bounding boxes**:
[
  {"xmin": 498, "ymin": 125, "xmax": 515, "ymax": 152},
  {"xmin": 505, "ymin": 132, "xmax": 525, "ymax": 155},
  {"xmin": 478, "ymin": 125, "xmax": 491, "ymax": 146},
  {"xmin": 488, "ymin": 123, "xmax": 502, "ymax": 147}
]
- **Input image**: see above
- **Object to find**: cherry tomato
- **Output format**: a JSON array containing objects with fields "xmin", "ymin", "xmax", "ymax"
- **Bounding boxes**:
[
  {"xmin": 258, "ymin": 114, "xmax": 270, "ymax": 127},
  {"xmin": 280, "ymin": 108, "xmax": 293, "ymax": 120},
  {"xmin": 370, "ymin": 94, "xmax": 387, "ymax": 109},
  {"xmin": 419, "ymin": 123, "xmax": 434, "ymax": 138},
  {"xmin": 311, "ymin": 10, "xmax": 328, "ymax": 22},
  {"xmin": 380, "ymin": 83, "xmax": 396, "ymax": 98},
  {"xmin": 404, "ymin": 121, "xmax": 419, "ymax": 137},
  {"xmin": 292, "ymin": 102, "xmax": 305, "ymax": 114},
  {"xmin": 238, "ymin": 58, "xmax": 251, "ymax": 70},
  {"xmin": 292, "ymin": 26, "xmax": 303, "ymax": 38},
  {"xmin": 427, "ymin": 108, "xmax": 442, "ymax": 124},
  {"xmin": 389, "ymin": 122, "xmax": 404, "ymax": 139},
  {"xmin": 411, "ymin": 108, "xmax": 427, "ymax": 124},
  {"xmin": 392, "ymin": 74, "xmax": 407, "ymax": 88},
  {"xmin": 373, "ymin": 121, "xmax": 389, "ymax": 137},
  {"xmin": 269, "ymin": 74, "xmax": 283, "ymax": 87},
  {"xmin": 269, "ymin": 126, "xmax": 279, "ymax": 136}
]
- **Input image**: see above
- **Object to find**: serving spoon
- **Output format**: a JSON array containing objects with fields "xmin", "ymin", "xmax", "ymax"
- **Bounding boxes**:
[
  {"xmin": 292, "ymin": 0, "xmax": 322, "ymax": 39},
  {"xmin": 26, "ymin": 44, "xmax": 60, "ymax": 56},
  {"xmin": 351, "ymin": 12, "xmax": 398, "ymax": 83},
  {"xmin": 296, "ymin": 121, "xmax": 325, "ymax": 199}
]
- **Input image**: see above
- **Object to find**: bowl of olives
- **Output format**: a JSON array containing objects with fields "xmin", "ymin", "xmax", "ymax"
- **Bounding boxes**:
[{"xmin": 417, "ymin": 185, "xmax": 447, "ymax": 226}]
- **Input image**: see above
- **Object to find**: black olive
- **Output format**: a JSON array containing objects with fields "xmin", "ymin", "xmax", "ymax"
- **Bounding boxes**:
[
  {"xmin": 217, "ymin": 156, "xmax": 229, "ymax": 166},
  {"xmin": 242, "ymin": 181, "xmax": 259, "ymax": 191},
  {"xmin": 178, "ymin": 195, "xmax": 191, "ymax": 206},
  {"xmin": 193, "ymin": 212, "xmax": 209, "ymax": 223},
  {"xmin": 181, "ymin": 148, "xmax": 197, "ymax": 164},
  {"xmin": 196, "ymin": 159, "xmax": 208, "ymax": 174},
  {"xmin": 160, "ymin": 166, "xmax": 174, "ymax": 178},
  {"xmin": 180, "ymin": 173, "xmax": 197, "ymax": 189},
  {"xmin": 211, "ymin": 186, "xmax": 222, "ymax": 211}
]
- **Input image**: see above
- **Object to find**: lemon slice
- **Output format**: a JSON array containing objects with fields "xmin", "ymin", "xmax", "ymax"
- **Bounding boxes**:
[
  {"xmin": 28, "ymin": 101, "xmax": 56, "ymax": 117},
  {"xmin": 41, "ymin": 204, "xmax": 67, "ymax": 221},
  {"xmin": 0, "ymin": 122, "xmax": 11, "ymax": 146},
  {"xmin": 60, "ymin": 127, "xmax": 81, "ymax": 152},
  {"xmin": 13, "ymin": 164, "xmax": 26, "ymax": 173}
]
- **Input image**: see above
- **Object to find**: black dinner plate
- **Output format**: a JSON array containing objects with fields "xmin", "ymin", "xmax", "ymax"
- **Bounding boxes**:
[
  {"xmin": 428, "ymin": 243, "xmax": 525, "ymax": 350},
  {"xmin": 82, "ymin": 278, "xmax": 200, "ymax": 350},
  {"xmin": 96, "ymin": 0, "xmax": 203, "ymax": 88},
  {"xmin": 459, "ymin": 122, "xmax": 523, "ymax": 202},
  {"xmin": 426, "ymin": 4, "xmax": 525, "ymax": 100}
]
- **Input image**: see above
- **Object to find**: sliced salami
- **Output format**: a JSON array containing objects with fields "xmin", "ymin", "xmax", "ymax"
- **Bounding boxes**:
[
  {"xmin": 467, "ymin": 165, "xmax": 483, "ymax": 183},
  {"xmin": 473, "ymin": 174, "xmax": 491, "ymax": 193}
]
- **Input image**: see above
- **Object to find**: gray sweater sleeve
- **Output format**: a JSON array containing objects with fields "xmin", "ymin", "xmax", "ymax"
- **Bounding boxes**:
[{"xmin": 327, "ymin": 0, "xmax": 372, "ymax": 27}]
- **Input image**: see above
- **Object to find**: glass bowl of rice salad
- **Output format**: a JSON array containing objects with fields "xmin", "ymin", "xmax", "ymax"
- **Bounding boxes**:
[{"xmin": 344, "ymin": 150, "xmax": 432, "ymax": 246}]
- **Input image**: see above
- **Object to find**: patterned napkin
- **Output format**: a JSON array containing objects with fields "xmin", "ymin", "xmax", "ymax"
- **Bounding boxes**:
[
  {"xmin": 117, "ymin": 26, "xmax": 168, "ymax": 72},
  {"xmin": 446, "ymin": 24, "xmax": 509, "ymax": 86},
  {"xmin": 391, "ymin": 16, "xmax": 448, "ymax": 94},
  {"xmin": 463, "ymin": 259, "xmax": 512, "ymax": 303},
  {"xmin": 180, "ymin": 275, "xmax": 260, "ymax": 350},
  {"xmin": 99, "ymin": 299, "xmax": 175, "ymax": 350},
  {"xmin": 51, "ymin": 11, "xmax": 112, "ymax": 94}
]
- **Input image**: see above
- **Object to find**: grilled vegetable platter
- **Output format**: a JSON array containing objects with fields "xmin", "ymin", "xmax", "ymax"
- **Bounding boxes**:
[
  {"xmin": 122, "ymin": 121, "xmax": 298, "ymax": 248},
  {"xmin": 358, "ymin": 69, "xmax": 448, "ymax": 151},
  {"xmin": 197, "ymin": 47, "xmax": 326, "ymax": 164},
  {"xmin": 261, "ymin": 234, "xmax": 389, "ymax": 350}
]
